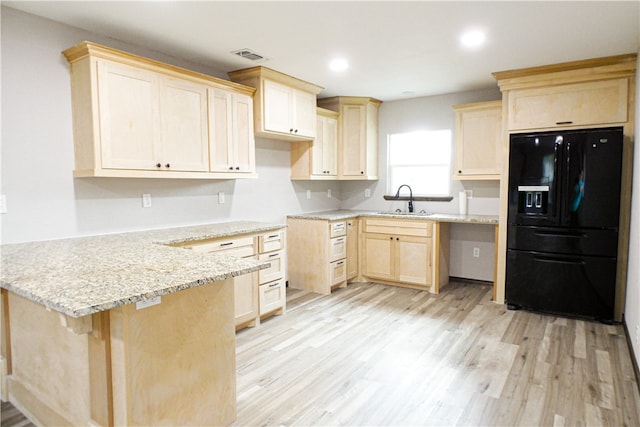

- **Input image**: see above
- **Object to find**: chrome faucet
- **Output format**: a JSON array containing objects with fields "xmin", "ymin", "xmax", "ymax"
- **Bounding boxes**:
[{"xmin": 394, "ymin": 184, "xmax": 414, "ymax": 213}]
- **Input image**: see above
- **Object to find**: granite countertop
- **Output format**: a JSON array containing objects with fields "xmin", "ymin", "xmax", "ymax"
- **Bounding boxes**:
[
  {"xmin": 0, "ymin": 221, "xmax": 285, "ymax": 318},
  {"xmin": 288, "ymin": 210, "xmax": 498, "ymax": 224}
]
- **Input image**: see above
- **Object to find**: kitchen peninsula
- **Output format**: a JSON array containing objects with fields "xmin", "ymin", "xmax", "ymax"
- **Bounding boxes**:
[{"xmin": 0, "ymin": 221, "xmax": 284, "ymax": 426}]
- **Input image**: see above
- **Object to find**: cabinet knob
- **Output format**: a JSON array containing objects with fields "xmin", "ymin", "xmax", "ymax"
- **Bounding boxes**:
[
  {"xmin": 229, "ymin": 166, "xmax": 234, "ymax": 170},
  {"xmin": 396, "ymin": 237, "xmax": 400, "ymax": 241},
  {"xmin": 236, "ymin": 166, "xmax": 240, "ymax": 170},
  {"xmin": 360, "ymin": 171, "xmax": 364, "ymax": 174},
  {"xmin": 390, "ymin": 237, "xmax": 393, "ymax": 240},
  {"xmin": 295, "ymin": 129, "xmax": 298, "ymax": 133},
  {"xmin": 165, "ymin": 163, "xmax": 170, "ymax": 168},
  {"xmin": 156, "ymin": 163, "xmax": 162, "ymax": 168},
  {"xmin": 290, "ymin": 128, "xmax": 294, "ymax": 133}
]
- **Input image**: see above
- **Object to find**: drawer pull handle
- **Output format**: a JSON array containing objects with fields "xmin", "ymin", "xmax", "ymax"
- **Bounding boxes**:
[
  {"xmin": 336, "ymin": 261, "xmax": 345, "ymax": 265},
  {"xmin": 220, "ymin": 242, "xmax": 234, "ymax": 247},
  {"xmin": 268, "ymin": 282, "xmax": 281, "ymax": 288},
  {"xmin": 268, "ymin": 253, "xmax": 280, "ymax": 258},
  {"xmin": 555, "ymin": 121, "xmax": 573, "ymax": 125},
  {"xmin": 268, "ymin": 234, "xmax": 279, "ymax": 238}
]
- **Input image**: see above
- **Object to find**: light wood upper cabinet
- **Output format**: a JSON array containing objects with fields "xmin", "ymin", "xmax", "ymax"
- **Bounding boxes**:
[
  {"xmin": 506, "ymin": 79, "xmax": 629, "ymax": 131},
  {"xmin": 453, "ymin": 100, "xmax": 502, "ymax": 179},
  {"xmin": 209, "ymin": 89, "xmax": 256, "ymax": 174},
  {"xmin": 317, "ymin": 96, "xmax": 382, "ymax": 180},
  {"xmin": 63, "ymin": 41, "xmax": 256, "ymax": 179},
  {"xmin": 228, "ymin": 66, "xmax": 323, "ymax": 142},
  {"xmin": 290, "ymin": 107, "xmax": 338, "ymax": 180}
]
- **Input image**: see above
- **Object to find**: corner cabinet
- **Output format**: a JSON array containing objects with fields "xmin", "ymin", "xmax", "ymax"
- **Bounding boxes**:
[
  {"xmin": 360, "ymin": 217, "xmax": 450, "ymax": 293},
  {"xmin": 63, "ymin": 41, "xmax": 257, "ymax": 179},
  {"xmin": 228, "ymin": 66, "xmax": 323, "ymax": 142},
  {"xmin": 453, "ymin": 100, "xmax": 502, "ymax": 179},
  {"xmin": 290, "ymin": 107, "xmax": 339, "ymax": 179},
  {"xmin": 317, "ymin": 97, "xmax": 382, "ymax": 180}
]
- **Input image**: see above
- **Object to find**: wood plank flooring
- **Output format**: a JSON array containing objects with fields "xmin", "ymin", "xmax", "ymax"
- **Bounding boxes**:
[
  {"xmin": 2, "ymin": 280, "xmax": 639, "ymax": 426},
  {"xmin": 233, "ymin": 281, "xmax": 640, "ymax": 426}
]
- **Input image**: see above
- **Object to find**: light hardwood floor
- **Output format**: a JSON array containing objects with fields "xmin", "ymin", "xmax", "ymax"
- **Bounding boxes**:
[
  {"xmin": 234, "ymin": 281, "xmax": 640, "ymax": 426},
  {"xmin": 3, "ymin": 281, "xmax": 639, "ymax": 426}
]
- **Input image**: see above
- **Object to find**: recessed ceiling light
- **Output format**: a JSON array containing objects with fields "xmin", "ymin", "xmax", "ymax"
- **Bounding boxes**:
[
  {"xmin": 460, "ymin": 30, "xmax": 486, "ymax": 48},
  {"xmin": 329, "ymin": 58, "xmax": 349, "ymax": 72}
]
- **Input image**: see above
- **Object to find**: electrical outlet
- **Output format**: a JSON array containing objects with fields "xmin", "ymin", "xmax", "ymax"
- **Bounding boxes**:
[
  {"xmin": 327, "ymin": 189, "xmax": 332, "ymax": 198},
  {"xmin": 473, "ymin": 247, "xmax": 480, "ymax": 258},
  {"xmin": 465, "ymin": 190, "xmax": 473, "ymax": 199},
  {"xmin": 142, "ymin": 193, "xmax": 152, "ymax": 208},
  {"xmin": 365, "ymin": 189, "xmax": 371, "ymax": 198},
  {"xmin": 218, "ymin": 191, "xmax": 225, "ymax": 204},
  {"xmin": 306, "ymin": 189, "xmax": 311, "ymax": 200}
]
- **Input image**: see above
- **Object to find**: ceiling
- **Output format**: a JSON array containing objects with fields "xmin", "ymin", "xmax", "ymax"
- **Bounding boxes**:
[{"xmin": 4, "ymin": 1, "xmax": 639, "ymax": 101}]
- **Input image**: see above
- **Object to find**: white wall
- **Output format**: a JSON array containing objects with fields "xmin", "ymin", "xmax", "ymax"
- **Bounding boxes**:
[
  {"xmin": 624, "ymin": 51, "xmax": 640, "ymax": 369},
  {"xmin": 341, "ymin": 90, "xmax": 502, "ymax": 281},
  {"xmin": 0, "ymin": 7, "xmax": 341, "ymax": 244}
]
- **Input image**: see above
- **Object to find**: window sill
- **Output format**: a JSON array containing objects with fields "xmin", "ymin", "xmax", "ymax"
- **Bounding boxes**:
[{"xmin": 383, "ymin": 195, "xmax": 453, "ymax": 202}]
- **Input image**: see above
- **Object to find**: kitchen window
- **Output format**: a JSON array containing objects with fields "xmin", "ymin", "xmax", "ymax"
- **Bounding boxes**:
[{"xmin": 387, "ymin": 129, "xmax": 452, "ymax": 196}]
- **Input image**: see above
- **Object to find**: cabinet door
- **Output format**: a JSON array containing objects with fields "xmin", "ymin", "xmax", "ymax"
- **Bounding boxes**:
[
  {"xmin": 319, "ymin": 115, "xmax": 338, "ymax": 176},
  {"xmin": 311, "ymin": 117, "xmax": 325, "ymax": 175},
  {"xmin": 454, "ymin": 102, "xmax": 502, "ymax": 178},
  {"xmin": 263, "ymin": 80, "xmax": 293, "ymax": 134},
  {"xmin": 341, "ymin": 104, "xmax": 367, "ymax": 177},
  {"xmin": 235, "ymin": 268, "xmax": 259, "ymax": 327},
  {"xmin": 259, "ymin": 280, "xmax": 286, "ymax": 315},
  {"xmin": 396, "ymin": 236, "xmax": 431, "ymax": 286},
  {"xmin": 346, "ymin": 220, "xmax": 359, "ymax": 280},
  {"xmin": 363, "ymin": 233, "xmax": 394, "ymax": 281},
  {"xmin": 209, "ymin": 89, "xmax": 234, "ymax": 172},
  {"xmin": 507, "ymin": 79, "xmax": 629, "ymax": 130},
  {"xmin": 159, "ymin": 77, "xmax": 209, "ymax": 172},
  {"xmin": 292, "ymin": 89, "xmax": 316, "ymax": 138},
  {"xmin": 232, "ymin": 93, "xmax": 256, "ymax": 173},
  {"xmin": 97, "ymin": 61, "xmax": 159, "ymax": 170}
]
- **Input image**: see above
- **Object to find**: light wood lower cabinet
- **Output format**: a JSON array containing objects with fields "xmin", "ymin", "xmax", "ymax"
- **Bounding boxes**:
[
  {"xmin": 178, "ymin": 228, "xmax": 286, "ymax": 330},
  {"xmin": 346, "ymin": 219, "xmax": 359, "ymax": 280},
  {"xmin": 287, "ymin": 218, "xmax": 352, "ymax": 295},
  {"xmin": 361, "ymin": 217, "xmax": 449, "ymax": 293}
]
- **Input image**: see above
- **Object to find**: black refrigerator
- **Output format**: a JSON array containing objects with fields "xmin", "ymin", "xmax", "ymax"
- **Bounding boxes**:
[{"xmin": 505, "ymin": 126, "xmax": 623, "ymax": 321}]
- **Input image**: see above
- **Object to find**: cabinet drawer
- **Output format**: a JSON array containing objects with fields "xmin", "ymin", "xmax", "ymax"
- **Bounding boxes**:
[
  {"xmin": 364, "ymin": 219, "xmax": 433, "ymax": 237},
  {"xmin": 329, "ymin": 221, "xmax": 346, "ymax": 237},
  {"xmin": 507, "ymin": 78, "xmax": 629, "ymax": 130},
  {"xmin": 259, "ymin": 230, "xmax": 284, "ymax": 253},
  {"xmin": 329, "ymin": 236, "xmax": 347, "ymax": 262},
  {"xmin": 258, "ymin": 251, "xmax": 285, "ymax": 284},
  {"xmin": 329, "ymin": 259, "xmax": 347, "ymax": 286},
  {"xmin": 259, "ymin": 280, "xmax": 285, "ymax": 315},
  {"xmin": 183, "ymin": 236, "xmax": 256, "ymax": 257}
]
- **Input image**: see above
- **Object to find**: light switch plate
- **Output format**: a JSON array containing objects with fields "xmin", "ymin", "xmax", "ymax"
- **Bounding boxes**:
[
  {"xmin": 365, "ymin": 189, "xmax": 371, "ymax": 198},
  {"xmin": 327, "ymin": 189, "xmax": 332, "ymax": 198},
  {"xmin": 306, "ymin": 189, "xmax": 311, "ymax": 200}
]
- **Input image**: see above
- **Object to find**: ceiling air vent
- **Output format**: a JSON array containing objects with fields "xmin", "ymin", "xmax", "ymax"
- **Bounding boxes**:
[{"xmin": 231, "ymin": 48, "xmax": 267, "ymax": 62}]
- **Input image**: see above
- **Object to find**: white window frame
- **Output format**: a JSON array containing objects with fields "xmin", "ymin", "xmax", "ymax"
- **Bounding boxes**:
[{"xmin": 387, "ymin": 129, "xmax": 452, "ymax": 197}]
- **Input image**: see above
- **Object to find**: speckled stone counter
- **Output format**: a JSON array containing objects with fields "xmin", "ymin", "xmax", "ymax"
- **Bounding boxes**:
[
  {"xmin": 0, "ymin": 221, "xmax": 285, "ymax": 318},
  {"xmin": 288, "ymin": 210, "xmax": 498, "ymax": 224}
]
